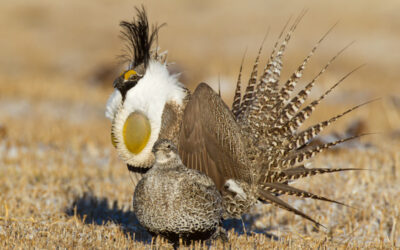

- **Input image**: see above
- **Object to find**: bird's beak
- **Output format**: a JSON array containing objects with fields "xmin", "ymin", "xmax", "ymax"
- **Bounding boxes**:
[{"xmin": 112, "ymin": 77, "xmax": 120, "ymax": 89}]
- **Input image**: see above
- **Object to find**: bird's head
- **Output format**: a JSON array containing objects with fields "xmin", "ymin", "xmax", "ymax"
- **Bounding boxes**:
[
  {"xmin": 105, "ymin": 7, "xmax": 187, "ymax": 168},
  {"xmin": 112, "ymin": 67, "xmax": 144, "ymax": 99},
  {"xmin": 151, "ymin": 139, "xmax": 180, "ymax": 165}
]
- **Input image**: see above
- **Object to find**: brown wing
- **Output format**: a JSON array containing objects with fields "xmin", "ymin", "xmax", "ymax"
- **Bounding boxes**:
[{"xmin": 178, "ymin": 83, "xmax": 249, "ymax": 191}]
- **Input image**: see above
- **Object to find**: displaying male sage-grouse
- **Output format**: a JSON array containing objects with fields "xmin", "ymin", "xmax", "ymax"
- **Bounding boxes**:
[
  {"xmin": 133, "ymin": 139, "xmax": 227, "ymax": 244},
  {"xmin": 106, "ymin": 7, "xmax": 369, "ymax": 232}
]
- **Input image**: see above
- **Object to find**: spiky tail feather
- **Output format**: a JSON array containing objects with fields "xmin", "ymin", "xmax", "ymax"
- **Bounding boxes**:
[
  {"xmin": 228, "ymin": 15, "xmax": 373, "ymax": 227},
  {"xmin": 272, "ymin": 41, "xmax": 354, "ymax": 131},
  {"xmin": 262, "ymin": 183, "xmax": 349, "ymax": 207},
  {"xmin": 237, "ymin": 11, "xmax": 305, "ymax": 123},
  {"xmin": 281, "ymin": 134, "xmax": 371, "ymax": 168},
  {"xmin": 258, "ymin": 189, "xmax": 324, "ymax": 228},
  {"xmin": 268, "ymin": 23, "xmax": 338, "ymax": 122},
  {"xmin": 264, "ymin": 166, "xmax": 366, "ymax": 183},
  {"xmin": 285, "ymin": 99, "xmax": 376, "ymax": 152},
  {"xmin": 276, "ymin": 65, "xmax": 365, "ymax": 140},
  {"xmin": 239, "ymin": 42, "xmax": 264, "ymax": 121},
  {"xmin": 232, "ymin": 53, "xmax": 246, "ymax": 118}
]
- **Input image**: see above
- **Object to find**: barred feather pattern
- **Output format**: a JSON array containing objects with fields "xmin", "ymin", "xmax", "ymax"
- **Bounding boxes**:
[
  {"xmin": 238, "ymin": 45, "xmax": 263, "ymax": 122},
  {"xmin": 273, "ymin": 41, "xmax": 354, "ymax": 130},
  {"xmin": 235, "ymin": 18, "xmax": 313, "ymax": 140},
  {"xmin": 113, "ymin": 8, "xmax": 373, "ymax": 231},
  {"xmin": 263, "ymin": 166, "xmax": 364, "ymax": 184},
  {"xmin": 234, "ymin": 18, "xmax": 289, "ymax": 123},
  {"xmin": 227, "ymin": 16, "xmax": 371, "ymax": 227},
  {"xmin": 282, "ymin": 134, "xmax": 367, "ymax": 168},
  {"xmin": 240, "ymin": 12, "xmax": 307, "ymax": 136},
  {"xmin": 258, "ymin": 189, "xmax": 324, "ymax": 228},
  {"xmin": 257, "ymin": 66, "xmax": 365, "ymax": 174},
  {"xmin": 285, "ymin": 100, "xmax": 373, "ymax": 152},
  {"xmin": 262, "ymin": 183, "xmax": 348, "ymax": 206},
  {"xmin": 271, "ymin": 24, "xmax": 336, "ymax": 118},
  {"xmin": 278, "ymin": 65, "xmax": 364, "ymax": 138},
  {"xmin": 231, "ymin": 57, "xmax": 245, "ymax": 118}
]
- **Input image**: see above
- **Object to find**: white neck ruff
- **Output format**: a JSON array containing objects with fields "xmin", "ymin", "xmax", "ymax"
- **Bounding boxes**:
[{"xmin": 111, "ymin": 61, "xmax": 187, "ymax": 167}]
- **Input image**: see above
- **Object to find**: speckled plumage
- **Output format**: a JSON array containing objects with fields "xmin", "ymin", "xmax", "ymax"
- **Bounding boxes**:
[
  {"xmin": 108, "ymin": 8, "xmax": 370, "ymax": 234},
  {"xmin": 133, "ymin": 139, "xmax": 226, "ymax": 243}
]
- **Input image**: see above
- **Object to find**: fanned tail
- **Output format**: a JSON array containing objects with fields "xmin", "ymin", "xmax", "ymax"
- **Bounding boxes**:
[
  {"xmin": 276, "ymin": 65, "xmax": 365, "ymax": 138},
  {"xmin": 239, "ymin": 12, "xmax": 305, "ymax": 125},
  {"xmin": 227, "ymin": 16, "xmax": 372, "ymax": 227},
  {"xmin": 272, "ymin": 41, "xmax": 354, "ymax": 130},
  {"xmin": 286, "ymin": 99, "xmax": 376, "ymax": 151},
  {"xmin": 272, "ymin": 23, "xmax": 338, "ymax": 118}
]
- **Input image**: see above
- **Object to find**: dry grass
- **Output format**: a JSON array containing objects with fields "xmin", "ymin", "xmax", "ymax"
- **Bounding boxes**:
[{"xmin": 0, "ymin": 0, "xmax": 399, "ymax": 248}]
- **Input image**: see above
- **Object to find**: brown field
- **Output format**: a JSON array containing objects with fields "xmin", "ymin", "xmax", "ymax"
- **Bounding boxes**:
[{"xmin": 0, "ymin": 0, "xmax": 399, "ymax": 249}]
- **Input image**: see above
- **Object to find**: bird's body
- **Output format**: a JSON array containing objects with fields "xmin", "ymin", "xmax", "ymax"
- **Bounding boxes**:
[
  {"xmin": 133, "ymin": 140, "xmax": 225, "ymax": 243},
  {"xmin": 106, "ymin": 7, "xmax": 368, "ymax": 237}
]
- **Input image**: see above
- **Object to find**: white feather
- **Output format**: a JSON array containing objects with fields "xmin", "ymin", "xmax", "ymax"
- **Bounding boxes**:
[
  {"xmin": 112, "ymin": 60, "xmax": 187, "ymax": 166},
  {"xmin": 225, "ymin": 179, "xmax": 247, "ymax": 199},
  {"xmin": 105, "ymin": 89, "xmax": 122, "ymax": 120}
]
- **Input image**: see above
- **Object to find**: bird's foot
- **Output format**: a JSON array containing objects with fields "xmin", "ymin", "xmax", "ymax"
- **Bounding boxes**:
[{"xmin": 210, "ymin": 226, "xmax": 228, "ymax": 242}]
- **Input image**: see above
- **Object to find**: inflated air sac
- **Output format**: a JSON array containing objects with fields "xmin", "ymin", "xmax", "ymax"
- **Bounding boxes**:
[{"xmin": 123, "ymin": 111, "xmax": 151, "ymax": 154}]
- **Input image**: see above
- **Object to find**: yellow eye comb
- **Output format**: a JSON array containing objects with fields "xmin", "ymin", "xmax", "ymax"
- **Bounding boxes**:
[{"xmin": 123, "ymin": 70, "xmax": 137, "ymax": 81}]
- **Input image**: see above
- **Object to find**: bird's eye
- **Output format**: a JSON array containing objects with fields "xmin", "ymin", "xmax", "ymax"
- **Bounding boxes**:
[{"xmin": 167, "ymin": 144, "xmax": 171, "ymax": 149}]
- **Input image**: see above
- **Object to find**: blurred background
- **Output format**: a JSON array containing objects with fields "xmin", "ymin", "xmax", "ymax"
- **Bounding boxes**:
[
  {"xmin": 1, "ymin": 0, "xmax": 400, "ymax": 144},
  {"xmin": 0, "ymin": 0, "xmax": 399, "ymax": 247},
  {"xmin": 1, "ymin": 0, "xmax": 400, "ymax": 138}
]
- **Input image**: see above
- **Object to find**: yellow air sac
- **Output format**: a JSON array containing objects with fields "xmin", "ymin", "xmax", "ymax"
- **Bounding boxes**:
[{"xmin": 123, "ymin": 112, "xmax": 151, "ymax": 154}]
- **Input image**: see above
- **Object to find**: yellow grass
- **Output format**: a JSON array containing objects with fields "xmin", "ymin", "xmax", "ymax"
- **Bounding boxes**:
[{"xmin": 0, "ymin": 0, "xmax": 399, "ymax": 248}]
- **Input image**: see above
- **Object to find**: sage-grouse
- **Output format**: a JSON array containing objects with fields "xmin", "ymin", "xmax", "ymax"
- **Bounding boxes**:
[
  {"xmin": 106, "ymin": 7, "xmax": 368, "ymax": 231},
  {"xmin": 133, "ymin": 139, "xmax": 226, "ymax": 243}
]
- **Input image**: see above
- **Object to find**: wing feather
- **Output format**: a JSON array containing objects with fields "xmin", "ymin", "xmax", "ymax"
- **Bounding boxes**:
[{"xmin": 178, "ymin": 83, "xmax": 250, "ymax": 190}]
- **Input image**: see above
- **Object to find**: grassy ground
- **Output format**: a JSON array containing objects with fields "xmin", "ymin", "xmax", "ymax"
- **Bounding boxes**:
[{"xmin": 0, "ymin": 0, "xmax": 399, "ymax": 248}]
